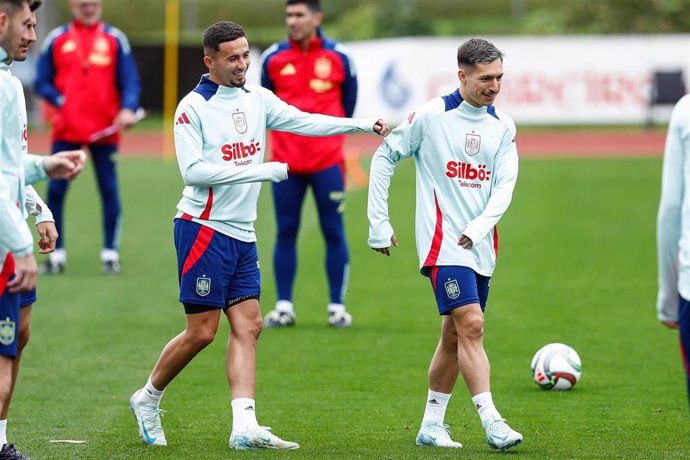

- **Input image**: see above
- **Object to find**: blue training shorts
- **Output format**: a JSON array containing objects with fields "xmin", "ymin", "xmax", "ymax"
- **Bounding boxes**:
[
  {"xmin": 19, "ymin": 288, "xmax": 37, "ymax": 308},
  {"xmin": 422, "ymin": 266, "xmax": 491, "ymax": 315},
  {"xmin": 0, "ymin": 255, "xmax": 20, "ymax": 357},
  {"xmin": 174, "ymin": 219, "xmax": 261, "ymax": 310}
]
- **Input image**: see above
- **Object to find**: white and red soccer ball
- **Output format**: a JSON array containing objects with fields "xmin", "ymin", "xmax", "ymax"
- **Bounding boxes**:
[{"xmin": 531, "ymin": 343, "xmax": 582, "ymax": 390}]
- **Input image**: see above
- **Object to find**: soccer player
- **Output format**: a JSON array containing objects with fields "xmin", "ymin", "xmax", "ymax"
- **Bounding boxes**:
[
  {"xmin": 656, "ymin": 93, "xmax": 690, "ymax": 409},
  {"xmin": 367, "ymin": 38, "xmax": 523, "ymax": 450},
  {"xmin": 1, "ymin": 1, "xmax": 85, "ymax": 458},
  {"xmin": 1, "ymin": 1, "xmax": 62, "ymax": 454},
  {"xmin": 129, "ymin": 21, "xmax": 389, "ymax": 450},
  {"xmin": 35, "ymin": 0, "xmax": 142, "ymax": 274},
  {"xmin": 260, "ymin": 0, "xmax": 358, "ymax": 328}
]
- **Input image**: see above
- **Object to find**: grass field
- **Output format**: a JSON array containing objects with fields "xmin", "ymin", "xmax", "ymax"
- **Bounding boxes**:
[{"xmin": 16, "ymin": 154, "xmax": 689, "ymax": 458}]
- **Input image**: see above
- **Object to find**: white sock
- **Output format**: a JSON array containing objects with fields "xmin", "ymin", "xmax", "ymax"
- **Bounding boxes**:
[
  {"xmin": 472, "ymin": 392, "xmax": 501, "ymax": 428},
  {"xmin": 275, "ymin": 300, "xmax": 294, "ymax": 314},
  {"xmin": 421, "ymin": 389, "xmax": 451, "ymax": 425},
  {"xmin": 0, "ymin": 419, "xmax": 6, "ymax": 446},
  {"xmin": 138, "ymin": 377, "xmax": 164, "ymax": 406},
  {"xmin": 100, "ymin": 248, "xmax": 120, "ymax": 263},
  {"xmin": 231, "ymin": 398, "xmax": 259, "ymax": 432},
  {"xmin": 327, "ymin": 303, "xmax": 345, "ymax": 314},
  {"xmin": 49, "ymin": 249, "xmax": 66, "ymax": 264}
]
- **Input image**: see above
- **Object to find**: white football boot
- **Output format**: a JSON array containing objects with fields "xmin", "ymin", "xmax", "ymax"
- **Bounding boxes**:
[
  {"xmin": 229, "ymin": 426, "xmax": 299, "ymax": 450},
  {"xmin": 484, "ymin": 417, "xmax": 522, "ymax": 450},
  {"xmin": 130, "ymin": 390, "xmax": 167, "ymax": 446},
  {"xmin": 415, "ymin": 421, "xmax": 462, "ymax": 448}
]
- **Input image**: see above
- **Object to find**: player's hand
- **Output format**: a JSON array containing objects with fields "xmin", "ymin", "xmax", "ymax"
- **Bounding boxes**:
[
  {"xmin": 458, "ymin": 234, "xmax": 473, "ymax": 249},
  {"xmin": 661, "ymin": 320, "xmax": 679, "ymax": 329},
  {"xmin": 36, "ymin": 221, "xmax": 58, "ymax": 254},
  {"xmin": 8, "ymin": 254, "xmax": 37, "ymax": 293},
  {"xmin": 115, "ymin": 108, "xmax": 139, "ymax": 130},
  {"xmin": 44, "ymin": 150, "xmax": 87, "ymax": 180},
  {"xmin": 373, "ymin": 119, "xmax": 391, "ymax": 137},
  {"xmin": 372, "ymin": 234, "xmax": 399, "ymax": 256}
]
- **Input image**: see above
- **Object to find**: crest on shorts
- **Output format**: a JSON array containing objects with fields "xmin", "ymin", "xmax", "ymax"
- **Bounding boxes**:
[
  {"xmin": 444, "ymin": 279, "xmax": 460, "ymax": 300},
  {"xmin": 465, "ymin": 133, "xmax": 481, "ymax": 156},
  {"xmin": 233, "ymin": 112, "xmax": 248, "ymax": 134},
  {"xmin": 196, "ymin": 277, "xmax": 211, "ymax": 297},
  {"xmin": 0, "ymin": 317, "xmax": 15, "ymax": 346},
  {"xmin": 314, "ymin": 57, "xmax": 332, "ymax": 79}
]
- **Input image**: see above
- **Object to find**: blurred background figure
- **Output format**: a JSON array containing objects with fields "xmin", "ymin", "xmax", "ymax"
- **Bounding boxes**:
[
  {"xmin": 260, "ymin": 0, "xmax": 358, "ymax": 328},
  {"xmin": 35, "ymin": 0, "xmax": 141, "ymax": 274},
  {"xmin": 656, "ymin": 93, "xmax": 690, "ymax": 410}
]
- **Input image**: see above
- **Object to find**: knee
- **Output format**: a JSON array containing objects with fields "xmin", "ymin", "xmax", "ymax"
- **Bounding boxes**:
[
  {"xmin": 47, "ymin": 180, "xmax": 68, "ymax": 201},
  {"xmin": 321, "ymin": 222, "xmax": 345, "ymax": 246},
  {"xmin": 458, "ymin": 312, "xmax": 485, "ymax": 341},
  {"xmin": 276, "ymin": 222, "xmax": 299, "ymax": 241},
  {"xmin": 185, "ymin": 326, "xmax": 217, "ymax": 350},
  {"xmin": 233, "ymin": 315, "xmax": 263, "ymax": 342}
]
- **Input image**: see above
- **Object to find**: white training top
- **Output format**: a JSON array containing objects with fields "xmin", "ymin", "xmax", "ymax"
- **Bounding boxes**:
[
  {"xmin": 0, "ymin": 58, "xmax": 33, "ymax": 266},
  {"xmin": 0, "ymin": 58, "xmax": 52, "ymax": 267},
  {"xmin": 657, "ymin": 94, "xmax": 690, "ymax": 322},
  {"xmin": 368, "ymin": 89, "xmax": 518, "ymax": 276},
  {"xmin": 173, "ymin": 75, "xmax": 378, "ymax": 242}
]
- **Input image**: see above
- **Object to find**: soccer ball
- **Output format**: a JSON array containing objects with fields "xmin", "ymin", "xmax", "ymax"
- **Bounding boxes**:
[{"xmin": 531, "ymin": 343, "xmax": 582, "ymax": 390}]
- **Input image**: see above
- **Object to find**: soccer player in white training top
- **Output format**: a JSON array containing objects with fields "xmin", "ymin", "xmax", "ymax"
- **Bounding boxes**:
[
  {"xmin": 656, "ymin": 93, "xmax": 690, "ymax": 410},
  {"xmin": 129, "ymin": 21, "xmax": 389, "ymax": 450},
  {"xmin": 367, "ymin": 38, "xmax": 523, "ymax": 451}
]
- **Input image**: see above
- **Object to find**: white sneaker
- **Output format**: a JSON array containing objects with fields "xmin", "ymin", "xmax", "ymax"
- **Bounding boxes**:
[
  {"xmin": 484, "ymin": 417, "xmax": 522, "ymax": 450},
  {"xmin": 130, "ymin": 390, "xmax": 167, "ymax": 446},
  {"xmin": 415, "ymin": 421, "xmax": 462, "ymax": 448},
  {"xmin": 229, "ymin": 426, "xmax": 299, "ymax": 450},
  {"xmin": 328, "ymin": 310, "xmax": 352, "ymax": 328},
  {"xmin": 263, "ymin": 310, "xmax": 296, "ymax": 327}
]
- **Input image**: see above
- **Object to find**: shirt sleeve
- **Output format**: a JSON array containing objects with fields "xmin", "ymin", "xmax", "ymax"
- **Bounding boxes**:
[
  {"xmin": 112, "ymin": 26, "xmax": 142, "ymax": 111},
  {"xmin": 462, "ymin": 123, "xmax": 519, "ymax": 246},
  {"xmin": 335, "ymin": 43, "xmax": 358, "ymax": 118},
  {"xmin": 262, "ymin": 87, "xmax": 376, "ymax": 135},
  {"xmin": 174, "ymin": 100, "xmax": 288, "ymax": 187},
  {"xmin": 656, "ymin": 100, "xmax": 690, "ymax": 322},
  {"xmin": 22, "ymin": 154, "xmax": 48, "ymax": 185},
  {"xmin": 35, "ymin": 29, "xmax": 64, "ymax": 107},
  {"xmin": 367, "ymin": 111, "xmax": 423, "ymax": 248},
  {"xmin": 24, "ymin": 185, "xmax": 54, "ymax": 224}
]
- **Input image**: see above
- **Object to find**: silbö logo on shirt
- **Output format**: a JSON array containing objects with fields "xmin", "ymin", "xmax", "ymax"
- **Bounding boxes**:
[
  {"xmin": 445, "ymin": 161, "xmax": 491, "ymax": 189},
  {"xmin": 221, "ymin": 141, "xmax": 262, "ymax": 165}
]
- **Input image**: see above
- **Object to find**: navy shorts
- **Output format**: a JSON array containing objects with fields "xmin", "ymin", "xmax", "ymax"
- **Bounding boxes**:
[
  {"xmin": 423, "ymin": 266, "xmax": 490, "ymax": 315},
  {"xmin": 0, "ymin": 256, "xmax": 20, "ymax": 357},
  {"xmin": 19, "ymin": 288, "xmax": 36, "ymax": 308},
  {"xmin": 174, "ymin": 219, "xmax": 261, "ymax": 310}
]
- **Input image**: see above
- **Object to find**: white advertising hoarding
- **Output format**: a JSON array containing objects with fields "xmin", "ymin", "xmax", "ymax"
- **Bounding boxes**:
[{"xmin": 338, "ymin": 36, "xmax": 690, "ymax": 125}]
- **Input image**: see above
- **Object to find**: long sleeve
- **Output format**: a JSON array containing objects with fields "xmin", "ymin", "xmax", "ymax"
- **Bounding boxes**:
[
  {"xmin": 35, "ymin": 29, "xmax": 63, "ymax": 107},
  {"xmin": 367, "ymin": 115, "xmax": 420, "ymax": 248},
  {"xmin": 25, "ymin": 185, "xmax": 54, "ymax": 224},
  {"xmin": 462, "ymin": 127, "xmax": 519, "ymax": 245},
  {"xmin": 174, "ymin": 103, "xmax": 287, "ymax": 187},
  {"xmin": 263, "ymin": 87, "xmax": 376, "ymax": 136},
  {"xmin": 113, "ymin": 27, "xmax": 141, "ymax": 111},
  {"xmin": 657, "ymin": 97, "xmax": 690, "ymax": 321}
]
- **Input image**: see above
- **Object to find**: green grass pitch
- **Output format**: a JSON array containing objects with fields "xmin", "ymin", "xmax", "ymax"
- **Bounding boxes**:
[{"xmin": 17, "ymin": 155, "xmax": 689, "ymax": 458}]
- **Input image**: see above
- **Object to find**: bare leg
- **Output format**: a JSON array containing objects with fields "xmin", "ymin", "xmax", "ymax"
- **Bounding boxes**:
[
  {"xmin": 150, "ymin": 309, "xmax": 221, "ymax": 390},
  {"xmin": 225, "ymin": 299, "xmax": 262, "ymax": 398},
  {"xmin": 0, "ymin": 357, "xmax": 13, "ymax": 423},
  {"xmin": 428, "ymin": 315, "xmax": 461, "ymax": 393},
  {"xmin": 0, "ymin": 306, "xmax": 30, "ymax": 420},
  {"xmin": 450, "ymin": 303, "xmax": 490, "ymax": 396}
]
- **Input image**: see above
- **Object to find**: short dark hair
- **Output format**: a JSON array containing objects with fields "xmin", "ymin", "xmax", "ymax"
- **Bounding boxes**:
[
  {"xmin": 0, "ymin": 0, "xmax": 29, "ymax": 15},
  {"xmin": 29, "ymin": 0, "xmax": 41, "ymax": 11},
  {"xmin": 203, "ymin": 21, "xmax": 246, "ymax": 54},
  {"xmin": 286, "ymin": 0, "xmax": 321, "ymax": 13},
  {"xmin": 457, "ymin": 38, "xmax": 503, "ymax": 69}
]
